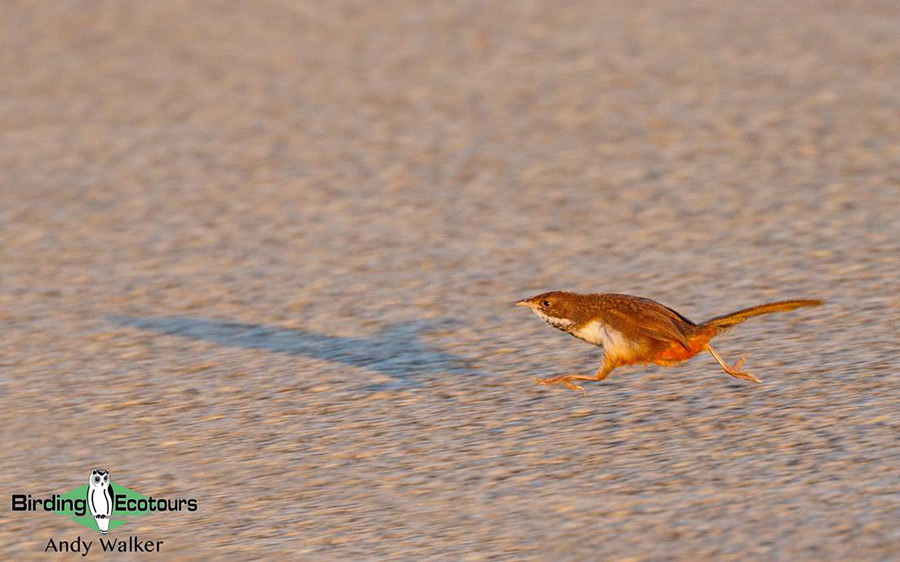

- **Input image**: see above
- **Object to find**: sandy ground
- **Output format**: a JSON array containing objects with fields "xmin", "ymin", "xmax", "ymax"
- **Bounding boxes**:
[{"xmin": 1, "ymin": 1, "xmax": 898, "ymax": 559}]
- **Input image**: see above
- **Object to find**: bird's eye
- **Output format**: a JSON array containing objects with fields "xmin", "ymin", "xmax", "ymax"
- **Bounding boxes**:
[
  {"xmin": 541, "ymin": 300, "xmax": 551, "ymax": 308},
  {"xmin": 94, "ymin": 477, "xmax": 100, "ymax": 483}
]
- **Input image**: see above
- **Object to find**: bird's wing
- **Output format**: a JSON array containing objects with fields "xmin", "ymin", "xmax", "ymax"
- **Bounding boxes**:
[
  {"xmin": 106, "ymin": 484, "xmax": 114, "ymax": 516},
  {"xmin": 600, "ymin": 296, "xmax": 692, "ymax": 350}
]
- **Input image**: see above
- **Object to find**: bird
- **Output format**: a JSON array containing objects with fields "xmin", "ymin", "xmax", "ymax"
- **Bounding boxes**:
[
  {"xmin": 516, "ymin": 291, "xmax": 821, "ymax": 395},
  {"xmin": 87, "ymin": 468, "xmax": 114, "ymax": 535}
]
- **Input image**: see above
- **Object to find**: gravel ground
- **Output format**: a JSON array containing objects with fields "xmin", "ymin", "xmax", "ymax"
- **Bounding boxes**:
[{"xmin": 1, "ymin": 1, "xmax": 898, "ymax": 560}]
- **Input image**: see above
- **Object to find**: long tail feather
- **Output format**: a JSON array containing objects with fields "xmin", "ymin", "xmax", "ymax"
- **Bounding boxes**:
[{"xmin": 702, "ymin": 299, "xmax": 822, "ymax": 331}]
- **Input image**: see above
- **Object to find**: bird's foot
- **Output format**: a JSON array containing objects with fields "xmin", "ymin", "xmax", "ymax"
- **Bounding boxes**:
[
  {"xmin": 724, "ymin": 356, "xmax": 761, "ymax": 383},
  {"xmin": 535, "ymin": 375, "xmax": 588, "ymax": 397}
]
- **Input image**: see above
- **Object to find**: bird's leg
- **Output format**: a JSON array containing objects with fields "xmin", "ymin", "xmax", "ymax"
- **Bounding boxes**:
[
  {"xmin": 706, "ymin": 344, "xmax": 760, "ymax": 383},
  {"xmin": 535, "ymin": 359, "xmax": 617, "ymax": 396}
]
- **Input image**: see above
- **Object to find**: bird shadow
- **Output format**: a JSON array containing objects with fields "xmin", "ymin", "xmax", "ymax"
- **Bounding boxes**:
[{"xmin": 112, "ymin": 315, "xmax": 480, "ymax": 390}]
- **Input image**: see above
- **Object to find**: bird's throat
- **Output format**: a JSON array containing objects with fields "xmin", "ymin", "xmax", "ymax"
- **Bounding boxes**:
[{"xmin": 532, "ymin": 309, "xmax": 575, "ymax": 332}]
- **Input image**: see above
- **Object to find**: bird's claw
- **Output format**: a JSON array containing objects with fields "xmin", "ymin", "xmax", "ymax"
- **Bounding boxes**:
[
  {"xmin": 535, "ymin": 376, "xmax": 588, "ymax": 397},
  {"xmin": 727, "ymin": 356, "xmax": 761, "ymax": 383}
]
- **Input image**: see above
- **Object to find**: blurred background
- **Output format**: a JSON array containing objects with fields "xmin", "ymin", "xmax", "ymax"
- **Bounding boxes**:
[{"xmin": 1, "ymin": 1, "xmax": 897, "ymax": 559}]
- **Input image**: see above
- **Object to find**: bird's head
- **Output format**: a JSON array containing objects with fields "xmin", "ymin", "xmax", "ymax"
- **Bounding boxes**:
[
  {"xmin": 515, "ymin": 291, "xmax": 586, "ymax": 331},
  {"xmin": 89, "ymin": 468, "xmax": 110, "ymax": 488}
]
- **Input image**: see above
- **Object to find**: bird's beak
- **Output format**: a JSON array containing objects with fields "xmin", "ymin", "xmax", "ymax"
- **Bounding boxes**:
[{"xmin": 515, "ymin": 299, "xmax": 533, "ymax": 308}]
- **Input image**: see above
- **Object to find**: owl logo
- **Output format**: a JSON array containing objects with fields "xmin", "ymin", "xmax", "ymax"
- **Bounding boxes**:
[{"xmin": 86, "ymin": 468, "xmax": 114, "ymax": 535}]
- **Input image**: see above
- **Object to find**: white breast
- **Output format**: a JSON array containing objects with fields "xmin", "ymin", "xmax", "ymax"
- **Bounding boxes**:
[
  {"xmin": 89, "ymin": 487, "xmax": 111, "ymax": 515},
  {"xmin": 570, "ymin": 319, "xmax": 641, "ymax": 360}
]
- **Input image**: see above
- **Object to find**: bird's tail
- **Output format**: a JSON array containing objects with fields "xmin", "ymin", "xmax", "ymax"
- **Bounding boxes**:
[{"xmin": 701, "ymin": 299, "xmax": 822, "ymax": 332}]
